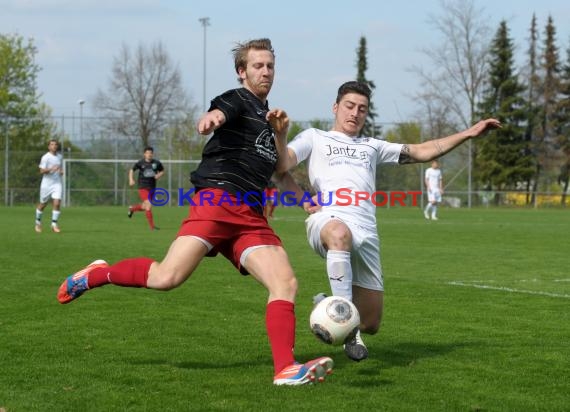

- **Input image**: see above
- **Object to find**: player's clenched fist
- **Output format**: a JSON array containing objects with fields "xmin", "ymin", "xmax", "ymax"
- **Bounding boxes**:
[
  {"xmin": 266, "ymin": 109, "xmax": 289, "ymax": 137},
  {"xmin": 197, "ymin": 109, "xmax": 226, "ymax": 135}
]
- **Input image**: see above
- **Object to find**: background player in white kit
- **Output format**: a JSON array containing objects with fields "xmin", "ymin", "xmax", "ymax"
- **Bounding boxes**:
[
  {"xmin": 424, "ymin": 160, "xmax": 443, "ymax": 220},
  {"xmin": 35, "ymin": 139, "xmax": 63, "ymax": 233},
  {"xmin": 275, "ymin": 81, "xmax": 500, "ymax": 362}
]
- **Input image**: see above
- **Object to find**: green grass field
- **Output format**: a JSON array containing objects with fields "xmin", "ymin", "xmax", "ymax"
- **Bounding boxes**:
[{"xmin": 1, "ymin": 205, "xmax": 569, "ymax": 411}]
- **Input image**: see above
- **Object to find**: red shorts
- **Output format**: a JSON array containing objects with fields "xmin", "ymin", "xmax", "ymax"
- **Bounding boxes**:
[
  {"xmin": 138, "ymin": 188, "xmax": 151, "ymax": 203},
  {"xmin": 264, "ymin": 187, "xmax": 278, "ymax": 197},
  {"xmin": 177, "ymin": 188, "xmax": 282, "ymax": 274}
]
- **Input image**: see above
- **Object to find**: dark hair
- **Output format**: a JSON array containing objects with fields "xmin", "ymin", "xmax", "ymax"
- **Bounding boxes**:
[
  {"xmin": 336, "ymin": 81, "xmax": 371, "ymax": 104},
  {"xmin": 48, "ymin": 139, "xmax": 60, "ymax": 149},
  {"xmin": 144, "ymin": 146, "xmax": 154, "ymax": 153},
  {"xmin": 232, "ymin": 38, "xmax": 275, "ymax": 84}
]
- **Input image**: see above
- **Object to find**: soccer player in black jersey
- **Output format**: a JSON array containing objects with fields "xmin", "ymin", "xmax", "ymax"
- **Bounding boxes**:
[
  {"xmin": 58, "ymin": 38, "xmax": 333, "ymax": 385},
  {"xmin": 128, "ymin": 146, "xmax": 164, "ymax": 230}
]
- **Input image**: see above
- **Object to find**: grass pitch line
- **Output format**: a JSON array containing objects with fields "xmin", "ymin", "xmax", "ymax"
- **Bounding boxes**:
[{"xmin": 448, "ymin": 281, "xmax": 570, "ymax": 299}]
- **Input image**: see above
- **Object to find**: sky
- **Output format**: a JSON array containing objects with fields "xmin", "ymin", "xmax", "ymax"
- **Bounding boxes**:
[{"xmin": 2, "ymin": 0, "xmax": 570, "ymax": 125}]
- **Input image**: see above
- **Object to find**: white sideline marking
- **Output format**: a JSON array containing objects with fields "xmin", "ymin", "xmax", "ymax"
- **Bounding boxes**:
[
  {"xmin": 448, "ymin": 281, "xmax": 570, "ymax": 299},
  {"xmin": 554, "ymin": 279, "xmax": 570, "ymax": 282}
]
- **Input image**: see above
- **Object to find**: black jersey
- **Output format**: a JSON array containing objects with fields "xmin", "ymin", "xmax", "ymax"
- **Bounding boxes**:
[
  {"xmin": 133, "ymin": 159, "xmax": 164, "ymax": 189},
  {"xmin": 190, "ymin": 88, "xmax": 278, "ymax": 214}
]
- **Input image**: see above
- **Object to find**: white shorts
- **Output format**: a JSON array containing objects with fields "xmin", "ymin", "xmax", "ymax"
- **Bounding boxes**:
[
  {"xmin": 40, "ymin": 182, "xmax": 63, "ymax": 203},
  {"xmin": 305, "ymin": 212, "xmax": 384, "ymax": 291},
  {"xmin": 427, "ymin": 190, "xmax": 442, "ymax": 203}
]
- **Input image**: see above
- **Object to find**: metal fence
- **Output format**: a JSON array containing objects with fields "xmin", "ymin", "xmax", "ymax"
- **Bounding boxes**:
[{"xmin": 1, "ymin": 115, "xmax": 568, "ymax": 208}]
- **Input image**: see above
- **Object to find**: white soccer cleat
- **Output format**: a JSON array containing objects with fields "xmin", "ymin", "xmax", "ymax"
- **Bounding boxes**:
[{"xmin": 344, "ymin": 329, "xmax": 368, "ymax": 362}]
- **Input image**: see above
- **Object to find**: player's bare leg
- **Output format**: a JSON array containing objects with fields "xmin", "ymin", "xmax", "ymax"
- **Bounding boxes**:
[
  {"xmin": 245, "ymin": 246, "xmax": 334, "ymax": 385},
  {"xmin": 58, "ymin": 236, "xmax": 208, "ymax": 303},
  {"xmin": 345, "ymin": 287, "xmax": 383, "ymax": 361},
  {"xmin": 145, "ymin": 236, "xmax": 208, "ymax": 290},
  {"xmin": 318, "ymin": 219, "xmax": 369, "ymax": 360}
]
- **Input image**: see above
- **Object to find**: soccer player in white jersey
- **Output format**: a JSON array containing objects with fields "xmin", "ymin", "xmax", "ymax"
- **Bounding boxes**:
[
  {"xmin": 424, "ymin": 160, "xmax": 443, "ymax": 220},
  {"xmin": 274, "ymin": 81, "xmax": 500, "ymax": 361},
  {"xmin": 35, "ymin": 139, "xmax": 63, "ymax": 233}
]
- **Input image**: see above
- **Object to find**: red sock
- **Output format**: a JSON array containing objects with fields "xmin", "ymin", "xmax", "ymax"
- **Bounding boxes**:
[
  {"xmin": 88, "ymin": 258, "xmax": 154, "ymax": 288},
  {"xmin": 266, "ymin": 300, "xmax": 296, "ymax": 374},
  {"xmin": 145, "ymin": 210, "xmax": 155, "ymax": 229},
  {"xmin": 131, "ymin": 204, "xmax": 144, "ymax": 212}
]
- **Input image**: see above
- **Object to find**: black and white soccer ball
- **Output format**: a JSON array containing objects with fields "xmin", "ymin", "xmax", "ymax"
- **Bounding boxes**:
[{"xmin": 309, "ymin": 296, "xmax": 360, "ymax": 346}]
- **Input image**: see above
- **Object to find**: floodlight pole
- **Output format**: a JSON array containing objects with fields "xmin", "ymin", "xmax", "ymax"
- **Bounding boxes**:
[
  {"xmin": 468, "ymin": 140, "xmax": 472, "ymax": 208},
  {"xmin": 78, "ymin": 99, "xmax": 85, "ymax": 141},
  {"xmin": 4, "ymin": 119, "xmax": 8, "ymax": 206},
  {"xmin": 198, "ymin": 17, "xmax": 210, "ymax": 113}
]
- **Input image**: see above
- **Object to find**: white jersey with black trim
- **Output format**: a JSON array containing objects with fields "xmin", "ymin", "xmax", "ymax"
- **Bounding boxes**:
[{"xmin": 288, "ymin": 128, "xmax": 403, "ymax": 228}]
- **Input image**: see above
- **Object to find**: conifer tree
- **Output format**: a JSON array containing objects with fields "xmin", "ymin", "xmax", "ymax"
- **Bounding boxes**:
[
  {"xmin": 557, "ymin": 40, "xmax": 570, "ymax": 204},
  {"xmin": 355, "ymin": 36, "xmax": 380, "ymax": 137},
  {"xmin": 477, "ymin": 21, "xmax": 533, "ymax": 197},
  {"xmin": 524, "ymin": 14, "xmax": 541, "ymax": 204},
  {"xmin": 534, "ymin": 16, "xmax": 562, "ymax": 195}
]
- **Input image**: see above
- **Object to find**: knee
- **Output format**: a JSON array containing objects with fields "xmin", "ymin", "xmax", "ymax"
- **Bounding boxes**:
[{"xmin": 323, "ymin": 225, "xmax": 352, "ymax": 250}]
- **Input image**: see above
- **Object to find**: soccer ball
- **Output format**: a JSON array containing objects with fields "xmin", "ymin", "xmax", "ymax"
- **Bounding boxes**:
[{"xmin": 309, "ymin": 296, "xmax": 360, "ymax": 346}]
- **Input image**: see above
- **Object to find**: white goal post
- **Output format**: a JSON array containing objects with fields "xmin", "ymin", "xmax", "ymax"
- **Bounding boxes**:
[{"xmin": 62, "ymin": 158, "xmax": 201, "ymax": 207}]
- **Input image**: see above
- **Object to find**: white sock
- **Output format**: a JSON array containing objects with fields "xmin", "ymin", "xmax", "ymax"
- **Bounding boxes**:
[
  {"xmin": 52, "ymin": 210, "xmax": 61, "ymax": 225},
  {"xmin": 424, "ymin": 204, "xmax": 431, "ymax": 214},
  {"xmin": 431, "ymin": 205, "xmax": 437, "ymax": 218},
  {"xmin": 326, "ymin": 250, "xmax": 353, "ymax": 301},
  {"xmin": 35, "ymin": 209, "xmax": 42, "ymax": 225}
]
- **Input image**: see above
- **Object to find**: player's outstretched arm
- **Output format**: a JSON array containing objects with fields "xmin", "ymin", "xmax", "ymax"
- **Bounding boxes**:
[{"xmin": 399, "ymin": 118, "xmax": 501, "ymax": 164}]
